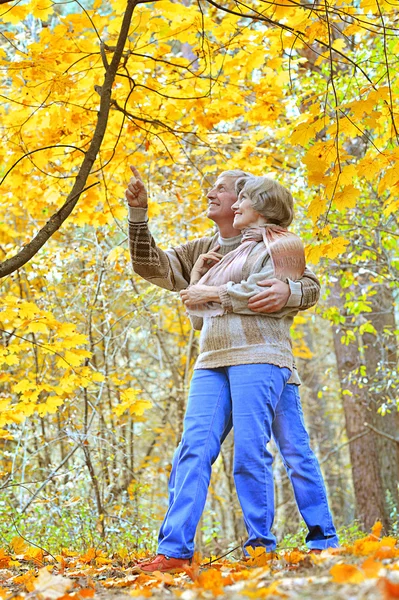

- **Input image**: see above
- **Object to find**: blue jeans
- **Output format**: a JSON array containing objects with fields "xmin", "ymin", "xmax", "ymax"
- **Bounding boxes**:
[{"xmin": 157, "ymin": 364, "xmax": 338, "ymax": 558}]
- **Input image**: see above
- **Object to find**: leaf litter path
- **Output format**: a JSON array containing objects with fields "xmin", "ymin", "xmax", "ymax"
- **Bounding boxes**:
[{"xmin": 1, "ymin": 523, "xmax": 399, "ymax": 600}]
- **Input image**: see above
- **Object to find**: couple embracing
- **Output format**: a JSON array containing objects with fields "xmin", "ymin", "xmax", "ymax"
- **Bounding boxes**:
[{"xmin": 125, "ymin": 167, "xmax": 339, "ymax": 572}]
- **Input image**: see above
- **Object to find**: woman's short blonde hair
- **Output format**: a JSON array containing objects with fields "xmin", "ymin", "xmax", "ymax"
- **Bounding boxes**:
[{"xmin": 236, "ymin": 176, "xmax": 294, "ymax": 228}]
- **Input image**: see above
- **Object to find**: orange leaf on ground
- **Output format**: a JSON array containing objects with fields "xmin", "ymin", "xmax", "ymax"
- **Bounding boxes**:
[
  {"xmin": 362, "ymin": 557, "xmax": 383, "ymax": 578},
  {"xmin": 246, "ymin": 547, "xmax": 276, "ymax": 567},
  {"xmin": 0, "ymin": 550, "xmax": 10, "ymax": 568},
  {"xmin": 330, "ymin": 563, "xmax": 365, "ymax": 583},
  {"xmin": 195, "ymin": 569, "xmax": 224, "ymax": 596},
  {"xmin": 80, "ymin": 549, "xmax": 96, "ymax": 564},
  {"xmin": 183, "ymin": 561, "xmax": 200, "ymax": 581},
  {"xmin": 283, "ymin": 549, "xmax": 306, "ymax": 564},
  {"xmin": 13, "ymin": 569, "xmax": 36, "ymax": 592},
  {"xmin": 76, "ymin": 589, "xmax": 95, "ymax": 598},
  {"xmin": 374, "ymin": 538, "xmax": 399, "ymax": 559},
  {"xmin": 379, "ymin": 578, "xmax": 399, "ymax": 599}
]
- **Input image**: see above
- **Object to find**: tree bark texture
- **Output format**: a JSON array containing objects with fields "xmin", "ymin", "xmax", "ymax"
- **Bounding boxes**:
[{"xmin": 330, "ymin": 278, "xmax": 398, "ymax": 530}]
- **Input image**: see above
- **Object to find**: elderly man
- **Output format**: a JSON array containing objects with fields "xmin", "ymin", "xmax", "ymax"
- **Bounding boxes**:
[{"xmin": 126, "ymin": 167, "xmax": 338, "ymax": 572}]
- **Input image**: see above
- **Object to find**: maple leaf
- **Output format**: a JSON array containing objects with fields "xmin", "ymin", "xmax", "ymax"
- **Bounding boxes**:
[
  {"xmin": 80, "ymin": 548, "xmax": 96, "ymax": 564},
  {"xmin": 282, "ymin": 549, "xmax": 307, "ymax": 564},
  {"xmin": 245, "ymin": 546, "xmax": 276, "ymax": 568},
  {"xmin": 195, "ymin": 569, "xmax": 225, "ymax": 596},
  {"xmin": 333, "ymin": 185, "xmax": 359, "ymax": 211},
  {"xmin": 31, "ymin": 567, "xmax": 73, "ymax": 599},
  {"xmin": 13, "ymin": 569, "xmax": 37, "ymax": 591},
  {"xmin": 11, "ymin": 537, "xmax": 29, "ymax": 555}
]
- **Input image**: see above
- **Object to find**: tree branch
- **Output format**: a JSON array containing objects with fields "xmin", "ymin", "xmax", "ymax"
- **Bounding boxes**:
[
  {"xmin": 365, "ymin": 422, "xmax": 399, "ymax": 444},
  {"xmin": 0, "ymin": 0, "xmax": 140, "ymax": 278}
]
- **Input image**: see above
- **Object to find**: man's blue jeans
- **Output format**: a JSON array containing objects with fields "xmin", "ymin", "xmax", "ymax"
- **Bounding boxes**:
[{"xmin": 157, "ymin": 364, "xmax": 338, "ymax": 559}]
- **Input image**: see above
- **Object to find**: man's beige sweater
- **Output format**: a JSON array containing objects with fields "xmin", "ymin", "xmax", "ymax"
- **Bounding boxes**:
[{"xmin": 128, "ymin": 207, "xmax": 321, "ymax": 385}]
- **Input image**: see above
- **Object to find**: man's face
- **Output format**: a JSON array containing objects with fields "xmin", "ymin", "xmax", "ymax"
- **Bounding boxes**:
[{"xmin": 206, "ymin": 176, "xmax": 237, "ymax": 225}]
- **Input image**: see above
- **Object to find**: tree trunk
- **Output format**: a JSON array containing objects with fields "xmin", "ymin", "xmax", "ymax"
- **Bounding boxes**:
[
  {"xmin": 362, "ymin": 282, "xmax": 399, "ymax": 515},
  {"xmin": 299, "ymin": 323, "xmax": 351, "ymax": 523},
  {"xmin": 330, "ymin": 279, "xmax": 398, "ymax": 530}
]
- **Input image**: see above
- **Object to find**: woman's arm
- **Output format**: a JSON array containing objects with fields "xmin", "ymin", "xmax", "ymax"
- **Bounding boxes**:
[
  {"xmin": 219, "ymin": 261, "xmax": 300, "ymax": 318},
  {"xmin": 181, "ymin": 257, "xmax": 300, "ymax": 319}
]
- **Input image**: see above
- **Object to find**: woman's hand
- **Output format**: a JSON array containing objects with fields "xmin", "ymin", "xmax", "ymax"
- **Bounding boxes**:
[
  {"xmin": 180, "ymin": 285, "xmax": 221, "ymax": 306},
  {"xmin": 125, "ymin": 166, "xmax": 148, "ymax": 208},
  {"xmin": 190, "ymin": 246, "xmax": 223, "ymax": 284}
]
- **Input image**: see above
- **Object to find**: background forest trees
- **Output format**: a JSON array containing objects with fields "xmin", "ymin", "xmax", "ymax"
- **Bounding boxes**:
[{"xmin": 0, "ymin": 0, "xmax": 398, "ymax": 552}]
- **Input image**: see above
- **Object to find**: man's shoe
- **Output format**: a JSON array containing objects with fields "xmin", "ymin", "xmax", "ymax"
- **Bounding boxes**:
[{"xmin": 139, "ymin": 554, "xmax": 191, "ymax": 573}]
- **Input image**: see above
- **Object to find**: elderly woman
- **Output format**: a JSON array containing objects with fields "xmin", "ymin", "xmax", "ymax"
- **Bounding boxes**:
[{"xmin": 140, "ymin": 176, "xmax": 337, "ymax": 573}]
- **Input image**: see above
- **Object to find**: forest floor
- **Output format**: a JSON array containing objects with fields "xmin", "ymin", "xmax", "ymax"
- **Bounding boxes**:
[{"xmin": 0, "ymin": 523, "xmax": 398, "ymax": 600}]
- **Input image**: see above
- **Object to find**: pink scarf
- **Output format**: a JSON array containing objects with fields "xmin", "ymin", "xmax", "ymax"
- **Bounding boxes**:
[{"xmin": 188, "ymin": 225, "xmax": 306, "ymax": 317}]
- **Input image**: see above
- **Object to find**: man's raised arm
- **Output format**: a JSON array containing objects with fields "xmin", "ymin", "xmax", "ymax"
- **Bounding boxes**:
[{"xmin": 126, "ymin": 166, "xmax": 216, "ymax": 292}]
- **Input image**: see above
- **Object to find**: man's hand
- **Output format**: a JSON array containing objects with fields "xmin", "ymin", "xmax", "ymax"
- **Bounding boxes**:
[
  {"xmin": 190, "ymin": 245, "xmax": 222, "ymax": 284},
  {"xmin": 125, "ymin": 166, "xmax": 148, "ymax": 208},
  {"xmin": 180, "ymin": 284, "xmax": 221, "ymax": 307},
  {"xmin": 248, "ymin": 278, "xmax": 291, "ymax": 313}
]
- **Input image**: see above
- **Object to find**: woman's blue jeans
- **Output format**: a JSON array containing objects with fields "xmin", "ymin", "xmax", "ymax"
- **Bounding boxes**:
[{"xmin": 157, "ymin": 364, "xmax": 338, "ymax": 559}]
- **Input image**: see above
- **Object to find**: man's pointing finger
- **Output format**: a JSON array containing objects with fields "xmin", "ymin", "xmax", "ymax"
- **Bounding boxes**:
[{"xmin": 130, "ymin": 165, "xmax": 143, "ymax": 181}]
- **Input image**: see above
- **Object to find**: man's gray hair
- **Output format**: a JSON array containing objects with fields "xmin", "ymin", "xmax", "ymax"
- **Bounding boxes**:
[
  {"xmin": 218, "ymin": 170, "xmax": 251, "ymax": 194},
  {"xmin": 219, "ymin": 169, "xmax": 251, "ymax": 179},
  {"xmin": 238, "ymin": 176, "xmax": 294, "ymax": 228}
]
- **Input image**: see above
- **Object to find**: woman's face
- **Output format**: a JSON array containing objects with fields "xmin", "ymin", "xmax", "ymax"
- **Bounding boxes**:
[{"xmin": 231, "ymin": 192, "xmax": 267, "ymax": 230}]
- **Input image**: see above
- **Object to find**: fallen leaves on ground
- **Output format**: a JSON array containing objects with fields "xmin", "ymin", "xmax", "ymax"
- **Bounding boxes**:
[{"xmin": 0, "ymin": 524, "xmax": 398, "ymax": 599}]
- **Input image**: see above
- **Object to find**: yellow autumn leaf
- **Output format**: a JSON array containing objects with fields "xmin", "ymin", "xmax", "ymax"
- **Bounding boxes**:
[
  {"xmin": 25, "ymin": 321, "xmax": 50, "ymax": 334},
  {"xmin": 290, "ymin": 119, "xmax": 324, "ymax": 146},
  {"xmin": 61, "ymin": 333, "xmax": 88, "ymax": 348},
  {"xmin": 293, "ymin": 342, "xmax": 314, "ymax": 360},
  {"xmin": 383, "ymin": 197, "xmax": 399, "ymax": 217},
  {"xmin": 305, "ymin": 244, "xmax": 324, "ymax": 264},
  {"xmin": 334, "ymin": 185, "xmax": 359, "ymax": 211},
  {"xmin": 57, "ymin": 349, "xmax": 91, "ymax": 368},
  {"xmin": 11, "ymin": 537, "xmax": 29, "ymax": 555},
  {"xmin": 2, "ymin": 354, "xmax": 20, "ymax": 366},
  {"xmin": 40, "ymin": 396, "xmax": 64, "ymax": 415},
  {"xmin": 307, "ymin": 197, "xmax": 327, "ymax": 223},
  {"xmin": 107, "ymin": 246, "xmax": 125, "ymax": 263},
  {"xmin": 18, "ymin": 302, "xmax": 41, "ymax": 319},
  {"xmin": 56, "ymin": 323, "xmax": 78, "ymax": 337},
  {"xmin": 305, "ymin": 237, "xmax": 350, "ymax": 264},
  {"xmin": 114, "ymin": 388, "xmax": 151, "ymax": 417},
  {"xmin": 324, "ymin": 237, "xmax": 351, "ymax": 259},
  {"xmin": 2, "ymin": 4, "xmax": 31, "ymax": 24},
  {"xmin": 332, "ymin": 38, "xmax": 346, "ymax": 52}
]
